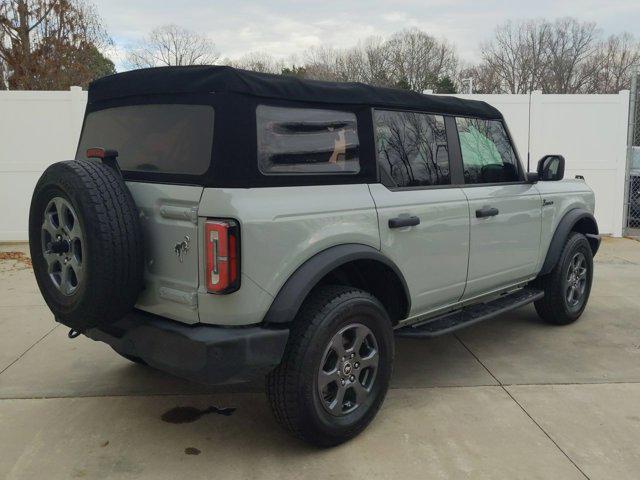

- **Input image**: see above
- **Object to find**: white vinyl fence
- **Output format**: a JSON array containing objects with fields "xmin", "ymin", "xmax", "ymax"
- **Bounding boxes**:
[
  {"xmin": 1, "ymin": 87, "xmax": 87, "ymax": 241},
  {"xmin": 0, "ymin": 87, "xmax": 631, "ymax": 241},
  {"xmin": 453, "ymin": 91, "xmax": 630, "ymax": 238}
]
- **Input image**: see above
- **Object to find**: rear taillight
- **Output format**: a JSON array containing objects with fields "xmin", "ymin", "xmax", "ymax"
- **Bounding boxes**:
[{"xmin": 204, "ymin": 219, "xmax": 240, "ymax": 294}]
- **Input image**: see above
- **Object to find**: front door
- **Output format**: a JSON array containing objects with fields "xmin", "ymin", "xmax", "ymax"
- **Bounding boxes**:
[
  {"xmin": 369, "ymin": 110, "xmax": 470, "ymax": 316},
  {"xmin": 453, "ymin": 117, "xmax": 541, "ymax": 299}
]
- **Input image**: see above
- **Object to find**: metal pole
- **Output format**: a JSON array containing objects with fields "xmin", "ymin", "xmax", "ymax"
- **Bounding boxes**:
[
  {"xmin": 527, "ymin": 91, "xmax": 532, "ymax": 172},
  {"xmin": 460, "ymin": 78, "xmax": 473, "ymax": 95},
  {"xmin": 623, "ymin": 67, "xmax": 638, "ymax": 236}
]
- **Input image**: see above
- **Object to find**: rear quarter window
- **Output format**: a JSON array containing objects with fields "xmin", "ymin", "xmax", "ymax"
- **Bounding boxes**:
[
  {"xmin": 374, "ymin": 109, "xmax": 451, "ymax": 188},
  {"xmin": 256, "ymin": 105, "xmax": 360, "ymax": 175},
  {"xmin": 76, "ymin": 104, "xmax": 214, "ymax": 175}
]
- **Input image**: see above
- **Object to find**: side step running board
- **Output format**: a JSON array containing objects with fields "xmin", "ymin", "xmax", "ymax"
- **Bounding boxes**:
[{"xmin": 396, "ymin": 288, "xmax": 544, "ymax": 338}]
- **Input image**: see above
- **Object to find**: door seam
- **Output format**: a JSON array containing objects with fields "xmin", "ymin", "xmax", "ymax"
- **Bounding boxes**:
[
  {"xmin": 459, "ymin": 186, "xmax": 472, "ymax": 301},
  {"xmin": 366, "ymin": 184, "xmax": 383, "ymax": 251}
]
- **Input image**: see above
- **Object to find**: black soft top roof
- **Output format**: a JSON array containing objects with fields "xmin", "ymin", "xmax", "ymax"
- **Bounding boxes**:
[{"xmin": 88, "ymin": 65, "xmax": 502, "ymax": 120}]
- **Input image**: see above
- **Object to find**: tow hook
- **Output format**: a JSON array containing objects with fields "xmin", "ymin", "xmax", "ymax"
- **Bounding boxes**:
[{"xmin": 68, "ymin": 329, "xmax": 81, "ymax": 339}]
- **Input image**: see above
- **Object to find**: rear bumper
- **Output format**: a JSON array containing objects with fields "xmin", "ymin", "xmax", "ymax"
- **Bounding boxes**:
[{"xmin": 85, "ymin": 310, "xmax": 289, "ymax": 385}]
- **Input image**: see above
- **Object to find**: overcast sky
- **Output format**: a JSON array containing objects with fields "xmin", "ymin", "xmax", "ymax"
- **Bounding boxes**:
[{"xmin": 94, "ymin": 0, "xmax": 640, "ymax": 70}]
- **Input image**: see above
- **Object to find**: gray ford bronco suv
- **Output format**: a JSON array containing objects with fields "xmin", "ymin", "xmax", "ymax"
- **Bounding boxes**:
[{"xmin": 29, "ymin": 66, "xmax": 600, "ymax": 447}]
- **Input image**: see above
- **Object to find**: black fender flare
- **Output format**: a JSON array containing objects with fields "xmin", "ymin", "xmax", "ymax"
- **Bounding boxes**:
[
  {"xmin": 262, "ymin": 244, "xmax": 411, "ymax": 325},
  {"xmin": 540, "ymin": 208, "xmax": 600, "ymax": 276}
]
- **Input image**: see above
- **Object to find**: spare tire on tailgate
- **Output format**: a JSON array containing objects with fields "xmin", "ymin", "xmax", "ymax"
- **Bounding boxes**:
[{"xmin": 29, "ymin": 159, "xmax": 144, "ymax": 331}]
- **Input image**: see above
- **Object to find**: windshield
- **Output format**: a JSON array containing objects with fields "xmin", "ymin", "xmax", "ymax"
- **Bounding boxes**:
[{"xmin": 76, "ymin": 104, "xmax": 214, "ymax": 175}]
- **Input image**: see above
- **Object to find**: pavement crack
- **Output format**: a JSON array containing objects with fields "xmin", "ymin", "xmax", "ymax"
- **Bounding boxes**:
[
  {"xmin": 453, "ymin": 333, "xmax": 502, "ymax": 386},
  {"xmin": 0, "ymin": 324, "xmax": 59, "ymax": 376},
  {"xmin": 454, "ymin": 333, "xmax": 591, "ymax": 480},
  {"xmin": 502, "ymin": 387, "xmax": 591, "ymax": 480},
  {"xmin": 2, "ymin": 380, "xmax": 640, "ymax": 401}
]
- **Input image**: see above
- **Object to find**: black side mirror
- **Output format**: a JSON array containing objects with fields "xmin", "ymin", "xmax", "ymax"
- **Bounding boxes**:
[
  {"xmin": 526, "ymin": 172, "xmax": 539, "ymax": 183},
  {"xmin": 537, "ymin": 155, "xmax": 565, "ymax": 181}
]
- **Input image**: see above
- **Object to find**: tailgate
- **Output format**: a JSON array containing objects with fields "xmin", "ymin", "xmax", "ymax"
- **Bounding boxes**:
[{"xmin": 126, "ymin": 182, "xmax": 203, "ymax": 324}]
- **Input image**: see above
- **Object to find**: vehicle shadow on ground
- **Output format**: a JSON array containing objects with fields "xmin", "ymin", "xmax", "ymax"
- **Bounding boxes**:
[{"xmin": 119, "ymin": 305, "xmax": 545, "ymax": 395}]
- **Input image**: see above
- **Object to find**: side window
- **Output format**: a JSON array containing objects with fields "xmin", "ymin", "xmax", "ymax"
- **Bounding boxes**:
[
  {"xmin": 456, "ymin": 117, "xmax": 520, "ymax": 184},
  {"xmin": 374, "ymin": 110, "xmax": 450, "ymax": 188},
  {"xmin": 257, "ymin": 105, "xmax": 360, "ymax": 175}
]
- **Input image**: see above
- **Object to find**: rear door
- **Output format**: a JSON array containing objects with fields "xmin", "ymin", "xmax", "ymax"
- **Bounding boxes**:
[
  {"xmin": 369, "ymin": 110, "xmax": 470, "ymax": 316},
  {"xmin": 453, "ymin": 117, "xmax": 542, "ymax": 299},
  {"xmin": 76, "ymin": 103, "xmax": 215, "ymax": 324}
]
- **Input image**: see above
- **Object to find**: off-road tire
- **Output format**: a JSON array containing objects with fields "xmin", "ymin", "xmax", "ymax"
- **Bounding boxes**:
[
  {"xmin": 534, "ymin": 232, "xmax": 593, "ymax": 325},
  {"xmin": 266, "ymin": 285, "xmax": 394, "ymax": 447},
  {"xmin": 29, "ymin": 160, "xmax": 144, "ymax": 331}
]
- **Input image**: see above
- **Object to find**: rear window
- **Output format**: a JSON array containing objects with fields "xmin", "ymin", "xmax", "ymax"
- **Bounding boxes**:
[
  {"xmin": 256, "ymin": 105, "xmax": 360, "ymax": 175},
  {"xmin": 76, "ymin": 104, "xmax": 214, "ymax": 175},
  {"xmin": 374, "ymin": 109, "xmax": 450, "ymax": 188}
]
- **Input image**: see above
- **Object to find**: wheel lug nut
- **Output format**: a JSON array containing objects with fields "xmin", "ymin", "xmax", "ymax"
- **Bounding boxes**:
[
  {"xmin": 350, "ymin": 353, "xmax": 355, "ymax": 358},
  {"xmin": 354, "ymin": 362, "xmax": 359, "ymax": 369},
  {"xmin": 349, "ymin": 375, "xmax": 355, "ymax": 382},
  {"xmin": 340, "ymin": 379, "xmax": 345, "ymax": 386}
]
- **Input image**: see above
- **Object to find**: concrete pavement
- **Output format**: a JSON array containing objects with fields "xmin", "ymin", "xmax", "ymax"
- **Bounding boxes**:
[{"xmin": 1, "ymin": 238, "xmax": 639, "ymax": 479}]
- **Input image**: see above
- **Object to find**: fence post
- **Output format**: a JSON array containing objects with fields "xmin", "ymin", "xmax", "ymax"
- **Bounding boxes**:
[
  {"xmin": 623, "ymin": 69, "xmax": 638, "ymax": 236},
  {"xmin": 527, "ymin": 90, "xmax": 543, "ymax": 171}
]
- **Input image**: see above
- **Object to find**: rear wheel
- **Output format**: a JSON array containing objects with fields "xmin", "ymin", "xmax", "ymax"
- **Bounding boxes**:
[
  {"xmin": 266, "ymin": 285, "xmax": 394, "ymax": 447},
  {"xmin": 534, "ymin": 232, "xmax": 593, "ymax": 325}
]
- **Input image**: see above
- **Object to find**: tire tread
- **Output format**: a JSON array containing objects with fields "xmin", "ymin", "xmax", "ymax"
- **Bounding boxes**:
[
  {"xmin": 266, "ymin": 285, "xmax": 390, "ymax": 446},
  {"xmin": 534, "ymin": 231, "xmax": 593, "ymax": 325},
  {"xmin": 29, "ymin": 160, "xmax": 143, "ymax": 330}
]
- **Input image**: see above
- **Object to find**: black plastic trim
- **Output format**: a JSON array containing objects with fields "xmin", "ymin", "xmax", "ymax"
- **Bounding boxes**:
[
  {"xmin": 445, "ymin": 115, "xmax": 465, "ymax": 185},
  {"xmin": 85, "ymin": 310, "xmax": 289, "ymax": 385},
  {"xmin": 397, "ymin": 288, "xmax": 544, "ymax": 338},
  {"xmin": 389, "ymin": 216, "xmax": 420, "ymax": 228},
  {"xmin": 262, "ymin": 244, "xmax": 411, "ymax": 324},
  {"xmin": 540, "ymin": 208, "xmax": 600, "ymax": 276}
]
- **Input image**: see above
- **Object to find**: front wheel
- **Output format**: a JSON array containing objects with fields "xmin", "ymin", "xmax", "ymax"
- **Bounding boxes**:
[
  {"xmin": 534, "ymin": 232, "xmax": 594, "ymax": 325},
  {"xmin": 266, "ymin": 285, "xmax": 394, "ymax": 447}
]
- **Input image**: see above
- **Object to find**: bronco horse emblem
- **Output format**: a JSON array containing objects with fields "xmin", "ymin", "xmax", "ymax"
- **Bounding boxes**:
[{"xmin": 174, "ymin": 235, "xmax": 191, "ymax": 263}]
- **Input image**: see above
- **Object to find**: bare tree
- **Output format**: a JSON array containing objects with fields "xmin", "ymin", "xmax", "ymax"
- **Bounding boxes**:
[
  {"xmin": 0, "ymin": 0, "xmax": 113, "ymax": 89},
  {"xmin": 479, "ymin": 19, "xmax": 550, "ymax": 93},
  {"xmin": 457, "ymin": 63, "xmax": 503, "ymax": 94},
  {"xmin": 542, "ymin": 18, "xmax": 600, "ymax": 93},
  {"xmin": 299, "ymin": 30, "xmax": 456, "ymax": 91},
  {"xmin": 225, "ymin": 51, "xmax": 283, "ymax": 74},
  {"xmin": 126, "ymin": 24, "xmax": 219, "ymax": 68},
  {"xmin": 330, "ymin": 37, "xmax": 394, "ymax": 86},
  {"xmin": 302, "ymin": 45, "xmax": 340, "ymax": 81},
  {"xmin": 0, "ymin": 27, "xmax": 7, "ymax": 88},
  {"xmin": 586, "ymin": 33, "xmax": 640, "ymax": 93},
  {"xmin": 220, "ymin": 20, "xmax": 637, "ymax": 95},
  {"xmin": 386, "ymin": 29, "xmax": 458, "ymax": 91},
  {"xmin": 357, "ymin": 37, "xmax": 393, "ymax": 86},
  {"xmin": 472, "ymin": 17, "xmax": 637, "ymax": 94}
]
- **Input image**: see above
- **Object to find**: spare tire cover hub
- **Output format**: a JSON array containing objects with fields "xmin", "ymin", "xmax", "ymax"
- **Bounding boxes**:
[{"xmin": 41, "ymin": 197, "xmax": 84, "ymax": 296}]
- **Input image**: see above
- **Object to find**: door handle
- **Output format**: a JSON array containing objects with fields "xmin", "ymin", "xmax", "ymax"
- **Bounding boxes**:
[
  {"xmin": 476, "ymin": 206, "xmax": 499, "ymax": 218},
  {"xmin": 389, "ymin": 216, "xmax": 420, "ymax": 229}
]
